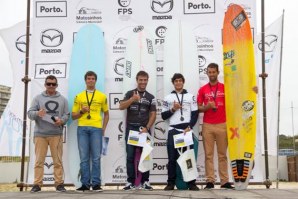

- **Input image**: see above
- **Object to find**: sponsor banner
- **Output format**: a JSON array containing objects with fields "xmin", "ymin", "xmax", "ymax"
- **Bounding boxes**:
[
  {"xmin": 257, "ymin": 15, "xmax": 283, "ymax": 156},
  {"xmin": 0, "ymin": 21, "xmax": 30, "ymax": 156},
  {"xmin": 10, "ymin": 0, "xmax": 261, "ymax": 185}
]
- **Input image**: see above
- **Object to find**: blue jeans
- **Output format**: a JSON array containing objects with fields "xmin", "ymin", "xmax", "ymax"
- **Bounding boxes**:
[
  {"xmin": 125, "ymin": 124, "xmax": 150, "ymax": 184},
  {"xmin": 77, "ymin": 126, "xmax": 102, "ymax": 187}
]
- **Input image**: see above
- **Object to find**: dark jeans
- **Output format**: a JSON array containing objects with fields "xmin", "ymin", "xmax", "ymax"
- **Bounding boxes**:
[
  {"xmin": 166, "ymin": 128, "xmax": 195, "ymax": 185},
  {"xmin": 125, "ymin": 124, "xmax": 150, "ymax": 184}
]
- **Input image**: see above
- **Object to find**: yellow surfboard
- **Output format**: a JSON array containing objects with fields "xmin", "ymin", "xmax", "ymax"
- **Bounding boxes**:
[{"xmin": 223, "ymin": 4, "xmax": 257, "ymax": 190}]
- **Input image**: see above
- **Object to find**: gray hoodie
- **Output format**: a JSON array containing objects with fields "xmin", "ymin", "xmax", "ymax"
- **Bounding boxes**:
[{"xmin": 28, "ymin": 91, "xmax": 70, "ymax": 137}]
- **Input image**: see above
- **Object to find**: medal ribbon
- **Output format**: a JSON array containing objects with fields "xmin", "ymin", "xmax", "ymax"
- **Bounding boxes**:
[
  {"xmin": 86, "ymin": 90, "xmax": 96, "ymax": 119},
  {"xmin": 175, "ymin": 91, "xmax": 184, "ymax": 120}
]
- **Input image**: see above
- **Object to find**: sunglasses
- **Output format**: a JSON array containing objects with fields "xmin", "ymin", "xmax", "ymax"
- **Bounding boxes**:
[{"xmin": 45, "ymin": 82, "xmax": 57, "ymax": 87}]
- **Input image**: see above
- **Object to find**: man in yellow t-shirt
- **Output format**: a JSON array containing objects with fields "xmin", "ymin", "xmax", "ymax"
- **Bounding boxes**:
[{"xmin": 72, "ymin": 71, "xmax": 109, "ymax": 192}]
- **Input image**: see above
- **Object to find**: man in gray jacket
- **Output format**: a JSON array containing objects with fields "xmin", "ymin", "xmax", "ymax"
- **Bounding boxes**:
[{"xmin": 28, "ymin": 75, "xmax": 69, "ymax": 193}]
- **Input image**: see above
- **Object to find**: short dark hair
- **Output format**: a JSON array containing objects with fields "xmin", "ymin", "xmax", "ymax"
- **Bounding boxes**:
[
  {"xmin": 171, "ymin": 73, "xmax": 185, "ymax": 84},
  {"xmin": 136, "ymin": 70, "xmax": 149, "ymax": 80},
  {"xmin": 45, "ymin": 75, "xmax": 57, "ymax": 83},
  {"xmin": 84, "ymin": 71, "xmax": 97, "ymax": 81},
  {"xmin": 207, "ymin": 63, "xmax": 219, "ymax": 72}
]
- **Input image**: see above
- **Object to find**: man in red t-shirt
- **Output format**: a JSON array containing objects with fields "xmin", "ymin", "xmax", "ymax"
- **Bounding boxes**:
[{"xmin": 197, "ymin": 63, "xmax": 234, "ymax": 189}]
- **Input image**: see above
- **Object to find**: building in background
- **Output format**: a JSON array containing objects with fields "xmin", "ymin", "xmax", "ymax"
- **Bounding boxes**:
[{"xmin": 0, "ymin": 85, "xmax": 11, "ymax": 117}]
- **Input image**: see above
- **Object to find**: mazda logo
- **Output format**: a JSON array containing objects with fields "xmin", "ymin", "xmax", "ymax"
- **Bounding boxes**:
[
  {"xmin": 118, "ymin": 0, "xmax": 131, "ymax": 7},
  {"xmin": 40, "ymin": 29, "xmax": 63, "ymax": 47},
  {"xmin": 154, "ymin": 120, "xmax": 166, "ymax": 140},
  {"xmin": 258, "ymin": 34, "xmax": 278, "ymax": 52},
  {"xmin": 151, "ymin": 0, "xmax": 173, "ymax": 14},
  {"xmin": 114, "ymin": 57, "xmax": 125, "ymax": 75},
  {"xmin": 155, "ymin": 26, "xmax": 167, "ymax": 38},
  {"xmin": 15, "ymin": 34, "xmax": 31, "ymax": 53}
]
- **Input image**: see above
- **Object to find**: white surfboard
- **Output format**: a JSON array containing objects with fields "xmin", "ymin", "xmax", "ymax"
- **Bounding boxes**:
[
  {"xmin": 163, "ymin": 21, "xmax": 199, "ymax": 96},
  {"xmin": 163, "ymin": 20, "xmax": 199, "ymax": 189},
  {"xmin": 123, "ymin": 25, "xmax": 157, "ymax": 187}
]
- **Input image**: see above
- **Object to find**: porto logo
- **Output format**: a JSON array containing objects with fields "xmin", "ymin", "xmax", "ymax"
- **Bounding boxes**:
[
  {"xmin": 118, "ymin": 0, "xmax": 131, "ymax": 7},
  {"xmin": 151, "ymin": 0, "xmax": 173, "ymax": 13},
  {"xmin": 36, "ymin": 1, "xmax": 67, "ymax": 17},
  {"xmin": 109, "ymin": 93, "xmax": 122, "ymax": 110},
  {"xmin": 15, "ymin": 34, "xmax": 31, "ymax": 53},
  {"xmin": 184, "ymin": 0, "xmax": 215, "ymax": 14},
  {"xmin": 133, "ymin": 26, "xmax": 144, "ymax": 33},
  {"xmin": 242, "ymin": 100, "xmax": 254, "ymax": 112},
  {"xmin": 155, "ymin": 26, "xmax": 167, "ymax": 38},
  {"xmin": 35, "ymin": 63, "xmax": 67, "ymax": 79},
  {"xmin": 40, "ymin": 29, "xmax": 63, "ymax": 47},
  {"xmin": 258, "ymin": 34, "xmax": 278, "ymax": 52}
]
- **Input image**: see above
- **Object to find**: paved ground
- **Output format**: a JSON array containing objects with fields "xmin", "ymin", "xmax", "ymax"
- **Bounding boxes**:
[{"xmin": 1, "ymin": 182, "xmax": 298, "ymax": 199}]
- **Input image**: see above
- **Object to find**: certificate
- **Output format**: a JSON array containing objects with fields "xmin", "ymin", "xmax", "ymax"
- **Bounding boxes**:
[
  {"xmin": 173, "ymin": 130, "xmax": 194, "ymax": 148},
  {"xmin": 127, "ymin": 130, "xmax": 147, "ymax": 147}
]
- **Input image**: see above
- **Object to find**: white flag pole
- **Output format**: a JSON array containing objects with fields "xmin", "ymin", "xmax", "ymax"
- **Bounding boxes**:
[{"xmin": 276, "ymin": 10, "xmax": 285, "ymax": 189}]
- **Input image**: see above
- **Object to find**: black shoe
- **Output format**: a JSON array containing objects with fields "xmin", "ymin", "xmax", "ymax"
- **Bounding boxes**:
[
  {"xmin": 220, "ymin": 182, "xmax": 235, "ymax": 189},
  {"xmin": 204, "ymin": 182, "xmax": 214, "ymax": 189},
  {"xmin": 164, "ymin": 184, "xmax": 175, "ymax": 190},
  {"xmin": 56, "ymin": 184, "xmax": 66, "ymax": 192},
  {"xmin": 123, "ymin": 183, "xmax": 136, "ymax": 191},
  {"xmin": 188, "ymin": 183, "xmax": 200, "ymax": 191},
  {"xmin": 142, "ymin": 181, "xmax": 153, "ymax": 191},
  {"xmin": 76, "ymin": 185, "xmax": 90, "ymax": 192},
  {"xmin": 92, "ymin": 185, "xmax": 103, "ymax": 192},
  {"xmin": 30, "ymin": 185, "xmax": 41, "ymax": 193}
]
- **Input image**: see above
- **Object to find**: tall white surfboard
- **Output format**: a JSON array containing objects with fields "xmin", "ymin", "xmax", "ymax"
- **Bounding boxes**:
[
  {"xmin": 163, "ymin": 20, "xmax": 199, "ymax": 190},
  {"xmin": 123, "ymin": 25, "xmax": 157, "ymax": 187}
]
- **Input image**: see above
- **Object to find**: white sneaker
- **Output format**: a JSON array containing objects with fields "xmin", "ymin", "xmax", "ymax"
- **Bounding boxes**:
[{"xmin": 142, "ymin": 181, "xmax": 153, "ymax": 191}]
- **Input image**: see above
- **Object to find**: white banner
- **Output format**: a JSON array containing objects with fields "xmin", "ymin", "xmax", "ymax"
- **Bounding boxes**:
[
  {"xmin": 257, "ymin": 15, "xmax": 283, "ymax": 156},
  {"xmin": 0, "ymin": 21, "xmax": 30, "ymax": 156},
  {"xmin": 0, "ymin": 0, "xmax": 263, "ymax": 185}
]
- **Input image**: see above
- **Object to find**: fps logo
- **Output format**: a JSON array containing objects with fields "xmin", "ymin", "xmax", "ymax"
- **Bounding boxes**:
[
  {"xmin": 118, "ymin": 0, "xmax": 132, "ymax": 15},
  {"xmin": 155, "ymin": 26, "xmax": 167, "ymax": 45},
  {"xmin": 151, "ymin": 0, "xmax": 173, "ymax": 13},
  {"xmin": 40, "ymin": 29, "xmax": 63, "ymax": 47},
  {"xmin": 198, "ymin": 55, "xmax": 207, "ymax": 74}
]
